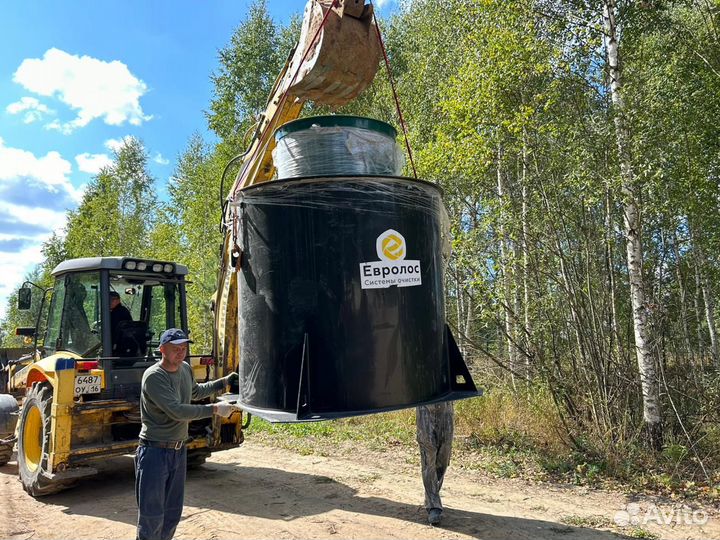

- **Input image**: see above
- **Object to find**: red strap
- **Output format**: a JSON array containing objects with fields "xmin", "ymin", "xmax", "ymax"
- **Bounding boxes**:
[{"xmin": 371, "ymin": 6, "xmax": 418, "ymax": 179}]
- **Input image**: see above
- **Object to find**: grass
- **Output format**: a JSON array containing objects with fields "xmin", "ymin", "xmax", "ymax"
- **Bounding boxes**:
[
  {"xmin": 626, "ymin": 529, "xmax": 659, "ymax": 540},
  {"xmin": 560, "ymin": 515, "xmax": 612, "ymax": 528},
  {"xmin": 245, "ymin": 408, "xmax": 417, "ymax": 457}
]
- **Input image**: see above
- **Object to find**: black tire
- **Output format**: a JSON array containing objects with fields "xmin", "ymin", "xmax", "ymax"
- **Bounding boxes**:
[
  {"xmin": 17, "ymin": 383, "xmax": 69, "ymax": 496},
  {"xmin": 0, "ymin": 442, "xmax": 12, "ymax": 466},
  {"xmin": 186, "ymin": 449, "xmax": 210, "ymax": 470},
  {"xmin": 0, "ymin": 366, "xmax": 7, "ymax": 394}
]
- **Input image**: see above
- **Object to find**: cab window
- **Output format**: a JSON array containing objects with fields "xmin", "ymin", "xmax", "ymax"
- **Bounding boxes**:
[
  {"xmin": 44, "ymin": 278, "xmax": 66, "ymax": 354},
  {"xmin": 108, "ymin": 278, "xmax": 184, "ymax": 350},
  {"xmin": 147, "ymin": 283, "xmax": 183, "ymax": 346},
  {"xmin": 62, "ymin": 273, "xmax": 102, "ymax": 356}
]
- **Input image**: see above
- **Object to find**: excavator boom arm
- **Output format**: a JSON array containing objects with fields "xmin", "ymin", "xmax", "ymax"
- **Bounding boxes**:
[{"xmin": 216, "ymin": 0, "xmax": 382, "ymax": 374}]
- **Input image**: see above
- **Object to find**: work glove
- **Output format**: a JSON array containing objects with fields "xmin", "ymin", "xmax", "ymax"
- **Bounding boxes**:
[
  {"xmin": 214, "ymin": 401, "xmax": 239, "ymax": 418},
  {"xmin": 224, "ymin": 372, "xmax": 239, "ymax": 386}
]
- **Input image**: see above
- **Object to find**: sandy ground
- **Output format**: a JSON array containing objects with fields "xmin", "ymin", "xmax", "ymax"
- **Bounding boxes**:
[{"xmin": 1, "ymin": 441, "xmax": 719, "ymax": 540}]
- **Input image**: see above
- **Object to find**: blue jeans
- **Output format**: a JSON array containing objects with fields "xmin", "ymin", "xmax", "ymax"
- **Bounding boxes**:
[{"xmin": 134, "ymin": 445, "xmax": 187, "ymax": 540}]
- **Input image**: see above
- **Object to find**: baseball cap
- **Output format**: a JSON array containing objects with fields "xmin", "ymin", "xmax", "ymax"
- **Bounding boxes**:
[
  {"xmin": 109, "ymin": 291, "xmax": 120, "ymax": 299},
  {"xmin": 160, "ymin": 328, "xmax": 193, "ymax": 346}
]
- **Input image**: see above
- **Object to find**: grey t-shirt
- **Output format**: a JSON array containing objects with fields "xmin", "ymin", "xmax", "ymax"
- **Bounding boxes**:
[{"xmin": 139, "ymin": 361, "xmax": 225, "ymax": 442}]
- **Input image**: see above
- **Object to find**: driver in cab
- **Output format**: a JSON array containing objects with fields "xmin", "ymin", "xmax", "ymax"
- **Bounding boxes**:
[{"xmin": 109, "ymin": 290, "xmax": 133, "ymax": 355}]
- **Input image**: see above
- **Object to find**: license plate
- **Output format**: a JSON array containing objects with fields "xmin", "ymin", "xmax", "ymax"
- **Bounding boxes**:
[{"xmin": 74, "ymin": 375, "xmax": 101, "ymax": 396}]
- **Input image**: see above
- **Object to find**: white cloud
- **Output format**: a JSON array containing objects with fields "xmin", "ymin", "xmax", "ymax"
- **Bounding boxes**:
[
  {"xmin": 6, "ymin": 96, "xmax": 53, "ymax": 124},
  {"xmin": 0, "ymin": 139, "xmax": 82, "ymax": 319},
  {"xmin": 104, "ymin": 135, "xmax": 135, "ymax": 153},
  {"xmin": 6, "ymin": 96, "xmax": 49, "ymax": 115},
  {"xmin": 0, "ymin": 136, "xmax": 75, "ymax": 193},
  {"xmin": 0, "ymin": 243, "xmax": 49, "ymax": 319},
  {"xmin": 45, "ymin": 120, "xmax": 73, "ymax": 135},
  {"xmin": 44, "ymin": 119, "xmax": 62, "ymax": 132},
  {"xmin": 153, "ymin": 152, "xmax": 170, "ymax": 166},
  {"xmin": 75, "ymin": 152, "xmax": 112, "ymax": 174},
  {"xmin": 13, "ymin": 48, "xmax": 152, "ymax": 134},
  {"xmin": 375, "ymin": 0, "xmax": 394, "ymax": 7},
  {"xmin": 0, "ymin": 201, "xmax": 68, "ymax": 233}
]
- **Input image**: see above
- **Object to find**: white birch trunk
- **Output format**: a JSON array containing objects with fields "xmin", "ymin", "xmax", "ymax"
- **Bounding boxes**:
[
  {"xmin": 694, "ymin": 262, "xmax": 706, "ymax": 359},
  {"xmin": 497, "ymin": 145, "xmax": 516, "ymax": 384},
  {"xmin": 693, "ymin": 237, "xmax": 719, "ymax": 365},
  {"xmin": 605, "ymin": 187, "xmax": 621, "ymax": 360},
  {"xmin": 464, "ymin": 290, "xmax": 473, "ymax": 356},
  {"xmin": 603, "ymin": 0, "xmax": 662, "ymax": 448},
  {"xmin": 522, "ymin": 131, "xmax": 532, "ymax": 384},
  {"xmin": 701, "ymin": 274, "xmax": 718, "ymax": 366},
  {"xmin": 671, "ymin": 228, "xmax": 692, "ymax": 359},
  {"xmin": 455, "ymin": 265, "xmax": 465, "ymax": 357}
]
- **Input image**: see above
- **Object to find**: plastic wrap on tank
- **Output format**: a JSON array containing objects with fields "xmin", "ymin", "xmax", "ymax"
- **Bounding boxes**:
[
  {"xmin": 272, "ymin": 116, "xmax": 405, "ymax": 178},
  {"xmin": 230, "ymin": 176, "xmax": 478, "ymax": 422}
]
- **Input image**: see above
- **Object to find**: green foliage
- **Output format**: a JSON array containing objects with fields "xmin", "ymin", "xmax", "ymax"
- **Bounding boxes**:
[
  {"xmin": 148, "ymin": 134, "xmax": 225, "ymax": 351},
  {"xmin": 1, "ymin": 267, "xmax": 48, "ymax": 348},
  {"xmin": 63, "ymin": 136, "xmax": 156, "ymax": 259},
  {"xmin": 207, "ymin": 0, "xmax": 292, "ymax": 146}
]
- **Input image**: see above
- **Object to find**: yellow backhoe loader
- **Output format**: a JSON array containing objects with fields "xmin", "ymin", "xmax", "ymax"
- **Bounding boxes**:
[{"xmin": 0, "ymin": 258, "xmax": 243, "ymax": 495}]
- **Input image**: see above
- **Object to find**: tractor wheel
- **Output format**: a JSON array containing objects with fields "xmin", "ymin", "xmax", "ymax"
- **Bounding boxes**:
[
  {"xmin": 186, "ymin": 449, "xmax": 210, "ymax": 470},
  {"xmin": 17, "ymin": 383, "xmax": 68, "ymax": 496},
  {"xmin": 0, "ymin": 441, "xmax": 12, "ymax": 466}
]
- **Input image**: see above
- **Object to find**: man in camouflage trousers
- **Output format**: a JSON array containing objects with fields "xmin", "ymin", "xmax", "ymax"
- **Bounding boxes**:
[{"xmin": 416, "ymin": 400, "xmax": 454, "ymax": 526}]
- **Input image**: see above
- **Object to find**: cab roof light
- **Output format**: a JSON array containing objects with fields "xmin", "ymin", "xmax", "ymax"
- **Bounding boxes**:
[{"xmin": 125, "ymin": 259, "xmax": 175, "ymax": 273}]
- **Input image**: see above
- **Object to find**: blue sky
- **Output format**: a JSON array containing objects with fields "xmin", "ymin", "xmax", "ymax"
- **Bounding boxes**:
[{"xmin": 0, "ymin": 0, "xmax": 398, "ymax": 319}]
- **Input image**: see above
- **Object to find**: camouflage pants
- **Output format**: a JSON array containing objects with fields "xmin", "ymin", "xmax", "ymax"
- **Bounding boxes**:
[{"xmin": 416, "ymin": 401, "xmax": 454, "ymax": 511}]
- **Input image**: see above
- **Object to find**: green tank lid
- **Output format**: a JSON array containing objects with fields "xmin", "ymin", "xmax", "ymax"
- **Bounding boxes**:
[{"xmin": 275, "ymin": 115, "xmax": 397, "ymax": 140}]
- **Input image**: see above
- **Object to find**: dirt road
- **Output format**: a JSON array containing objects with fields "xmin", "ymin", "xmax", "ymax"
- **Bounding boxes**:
[{"xmin": 1, "ymin": 441, "xmax": 718, "ymax": 539}]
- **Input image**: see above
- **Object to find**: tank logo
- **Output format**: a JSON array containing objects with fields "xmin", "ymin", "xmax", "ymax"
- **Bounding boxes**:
[
  {"xmin": 378, "ymin": 230, "xmax": 406, "ymax": 261},
  {"xmin": 360, "ymin": 229, "xmax": 422, "ymax": 289}
]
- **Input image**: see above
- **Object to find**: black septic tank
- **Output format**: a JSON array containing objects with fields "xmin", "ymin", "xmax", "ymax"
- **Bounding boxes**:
[
  {"xmin": 232, "ymin": 174, "xmax": 478, "ymax": 422},
  {"xmin": 231, "ymin": 115, "xmax": 478, "ymax": 421}
]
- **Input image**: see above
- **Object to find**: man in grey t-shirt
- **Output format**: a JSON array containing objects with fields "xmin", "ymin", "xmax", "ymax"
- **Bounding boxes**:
[{"xmin": 135, "ymin": 328, "xmax": 238, "ymax": 540}]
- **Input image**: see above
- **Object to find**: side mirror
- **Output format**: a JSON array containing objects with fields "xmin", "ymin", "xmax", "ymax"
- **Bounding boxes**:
[
  {"xmin": 15, "ymin": 327, "xmax": 35, "ymax": 337},
  {"xmin": 18, "ymin": 287, "xmax": 31, "ymax": 310}
]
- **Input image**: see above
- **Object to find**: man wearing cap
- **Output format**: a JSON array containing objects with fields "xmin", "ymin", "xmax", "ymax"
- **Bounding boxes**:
[{"xmin": 135, "ymin": 328, "xmax": 239, "ymax": 540}]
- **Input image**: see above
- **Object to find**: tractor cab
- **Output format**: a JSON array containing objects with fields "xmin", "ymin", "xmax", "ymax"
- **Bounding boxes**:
[
  {"xmin": 15, "ymin": 257, "xmax": 190, "ymax": 399},
  {"xmin": 5, "ymin": 257, "xmax": 242, "ymax": 497},
  {"xmin": 22, "ymin": 257, "xmax": 188, "ymax": 361}
]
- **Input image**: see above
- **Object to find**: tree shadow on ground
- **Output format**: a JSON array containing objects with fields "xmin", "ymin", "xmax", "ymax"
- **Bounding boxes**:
[{"xmin": 1, "ymin": 456, "xmax": 630, "ymax": 539}]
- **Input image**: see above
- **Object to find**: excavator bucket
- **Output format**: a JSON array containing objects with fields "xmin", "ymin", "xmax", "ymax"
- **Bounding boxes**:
[{"xmin": 284, "ymin": 0, "xmax": 382, "ymax": 107}]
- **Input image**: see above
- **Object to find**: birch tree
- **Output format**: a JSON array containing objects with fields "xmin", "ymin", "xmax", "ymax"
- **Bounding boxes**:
[{"xmin": 602, "ymin": 0, "xmax": 662, "ymax": 449}]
